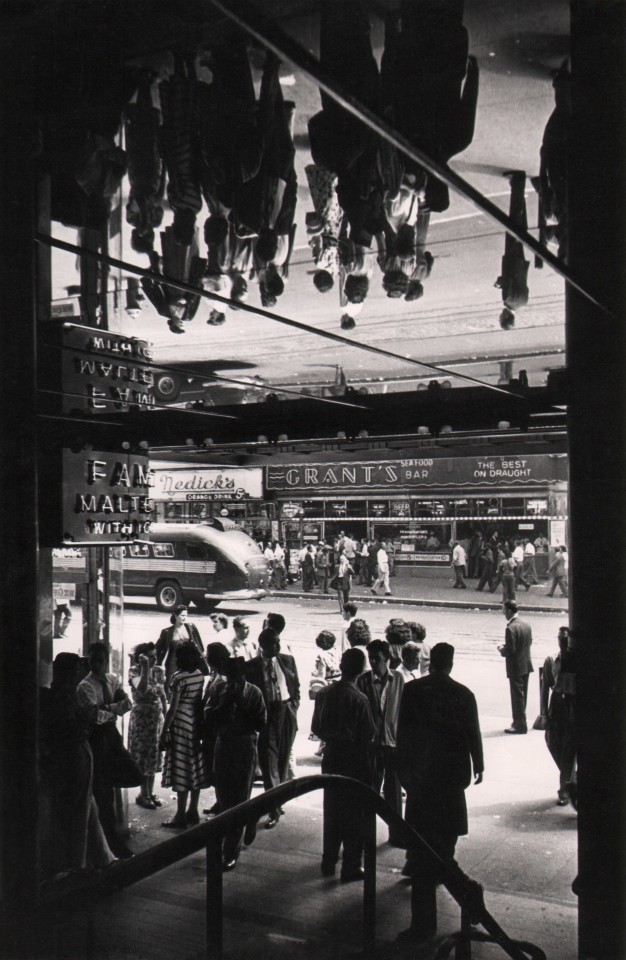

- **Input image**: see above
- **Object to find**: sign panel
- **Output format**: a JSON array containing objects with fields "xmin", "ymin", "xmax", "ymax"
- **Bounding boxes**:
[
  {"xmin": 397, "ymin": 552, "xmax": 450, "ymax": 563},
  {"xmin": 63, "ymin": 324, "xmax": 155, "ymax": 414},
  {"xmin": 281, "ymin": 502, "xmax": 302, "ymax": 519},
  {"xmin": 62, "ymin": 449, "xmax": 154, "ymax": 542},
  {"xmin": 550, "ymin": 519, "xmax": 567, "ymax": 546},
  {"xmin": 151, "ymin": 466, "xmax": 263, "ymax": 502},
  {"xmin": 265, "ymin": 455, "xmax": 567, "ymax": 492}
]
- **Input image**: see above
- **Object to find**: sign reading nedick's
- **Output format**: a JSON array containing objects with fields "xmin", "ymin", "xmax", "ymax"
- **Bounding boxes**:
[
  {"xmin": 265, "ymin": 455, "xmax": 567, "ymax": 492},
  {"xmin": 62, "ymin": 449, "xmax": 154, "ymax": 542},
  {"xmin": 62, "ymin": 324, "xmax": 155, "ymax": 414}
]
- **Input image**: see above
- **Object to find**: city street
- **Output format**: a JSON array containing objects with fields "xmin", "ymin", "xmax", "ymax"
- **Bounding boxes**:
[{"xmin": 55, "ymin": 593, "xmax": 568, "ymax": 733}]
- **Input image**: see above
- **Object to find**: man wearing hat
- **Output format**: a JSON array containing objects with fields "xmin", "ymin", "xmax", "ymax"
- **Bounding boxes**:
[{"xmin": 315, "ymin": 542, "xmax": 331, "ymax": 594}]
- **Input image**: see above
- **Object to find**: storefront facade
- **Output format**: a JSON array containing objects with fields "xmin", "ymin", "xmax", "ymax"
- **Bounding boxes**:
[
  {"xmin": 150, "ymin": 463, "xmax": 275, "ymax": 543},
  {"xmin": 265, "ymin": 452, "xmax": 568, "ymax": 572}
]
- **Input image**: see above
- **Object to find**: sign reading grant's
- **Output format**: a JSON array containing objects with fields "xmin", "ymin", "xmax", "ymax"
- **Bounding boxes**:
[
  {"xmin": 266, "ymin": 455, "xmax": 567, "ymax": 492},
  {"xmin": 63, "ymin": 449, "xmax": 154, "ymax": 542},
  {"xmin": 63, "ymin": 324, "xmax": 155, "ymax": 414},
  {"xmin": 151, "ymin": 466, "xmax": 263, "ymax": 502}
]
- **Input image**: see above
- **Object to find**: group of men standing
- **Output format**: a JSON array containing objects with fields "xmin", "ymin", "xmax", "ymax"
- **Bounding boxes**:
[{"xmin": 312, "ymin": 636, "xmax": 484, "ymax": 942}]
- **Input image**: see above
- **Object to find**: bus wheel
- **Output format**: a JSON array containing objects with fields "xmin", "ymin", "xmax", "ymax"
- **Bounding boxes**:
[
  {"xmin": 156, "ymin": 580, "xmax": 183, "ymax": 611},
  {"xmin": 195, "ymin": 600, "xmax": 218, "ymax": 614}
]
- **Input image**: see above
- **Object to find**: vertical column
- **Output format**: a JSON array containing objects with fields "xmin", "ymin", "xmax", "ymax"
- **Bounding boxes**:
[
  {"xmin": 568, "ymin": 3, "xmax": 626, "ymax": 958},
  {"xmin": 0, "ymin": 62, "xmax": 42, "ymax": 935}
]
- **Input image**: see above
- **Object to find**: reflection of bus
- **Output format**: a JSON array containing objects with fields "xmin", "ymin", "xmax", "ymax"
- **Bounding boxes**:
[
  {"xmin": 122, "ymin": 520, "xmax": 268, "ymax": 611},
  {"xmin": 53, "ymin": 521, "xmax": 269, "ymax": 612}
]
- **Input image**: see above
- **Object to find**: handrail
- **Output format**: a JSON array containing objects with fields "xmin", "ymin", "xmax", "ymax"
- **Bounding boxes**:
[{"xmin": 9, "ymin": 775, "xmax": 547, "ymax": 960}]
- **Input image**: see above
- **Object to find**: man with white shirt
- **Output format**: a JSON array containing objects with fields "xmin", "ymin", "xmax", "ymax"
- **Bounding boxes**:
[
  {"xmin": 521, "ymin": 539, "xmax": 539, "ymax": 588},
  {"xmin": 273, "ymin": 540, "xmax": 287, "ymax": 589},
  {"xmin": 244, "ymin": 628, "xmax": 300, "ymax": 829},
  {"xmin": 357, "ymin": 639, "xmax": 405, "ymax": 845},
  {"xmin": 511, "ymin": 540, "xmax": 528, "ymax": 590},
  {"xmin": 228, "ymin": 617, "xmax": 259, "ymax": 661},
  {"xmin": 396, "ymin": 642, "xmax": 422, "ymax": 683},
  {"xmin": 76, "ymin": 642, "xmax": 133, "ymax": 858},
  {"xmin": 371, "ymin": 544, "xmax": 391, "ymax": 596},
  {"xmin": 451, "ymin": 540, "xmax": 467, "ymax": 589}
]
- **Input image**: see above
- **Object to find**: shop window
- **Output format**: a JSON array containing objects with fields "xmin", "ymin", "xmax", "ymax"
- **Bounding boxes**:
[
  {"xmin": 501, "ymin": 498, "xmax": 526, "ymax": 516},
  {"xmin": 302, "ymin": 500, "xmax": 323, "ymax": 518},
  {"xmin": 325, "ymin": 501, "xmax": 347, "ymax": 518},
  {"xmin": 189, "ymin": 502, "xmax": 209, "ymax": 518},
  {"xmin": 369, "ymin": 501, "xmax": 390, "ymax": 518},
  {"xmin": 413, "ymin": 500, "xmax": 448, "ymax": 518},
  {"xmin": 390, "ymin": 500, "xmax": 411, "ymax": 519},
  {"xmin": 526, "ymin": 498, "xmax": 548, "ymax": 516},
  {"xmin": 346, "ymin": 500, "xmax": 365, "ymax": 517}
]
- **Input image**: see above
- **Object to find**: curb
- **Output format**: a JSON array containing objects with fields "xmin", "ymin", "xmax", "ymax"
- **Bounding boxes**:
[{"xmin": 272, "ymin": 589, "xmax": 568, "ymax": 615}]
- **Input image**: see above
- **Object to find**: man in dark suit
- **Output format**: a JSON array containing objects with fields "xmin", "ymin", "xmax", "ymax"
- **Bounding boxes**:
[
  {"xmin": 357, "ymin": 639, "xmax": 405, "ymax": 845},
  {"xmin": 244, "ymin": 627, "xmax": 300, "ymax": 829},
  {"xmin": 396, "ymin": 642, "xmax": 483, "ymax": 944},
  {"xmin": 380, "ymin": 0, "xmax": 479, "ymax": 212},
  {"xmin": 494, "ymin": 171, "xmax": 530, "ymax": 329},
  {"xmin": 204, "ymin": 657, "xmax": 266, "ymax": 871},
  {"xmin": 498, "ymin": 600, "xmax": 534, "ymax": 734},
  {"xmin": 311, "ymin": 647, "xmax": 375, "ymax": 882}
]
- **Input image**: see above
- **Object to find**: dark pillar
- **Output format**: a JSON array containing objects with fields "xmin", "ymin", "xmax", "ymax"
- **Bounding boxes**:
[
  {"xmin": 0, "ymin": 61, "xmax": 42, "ymax": 950},
  {"xmin": 568, "ymin": 3, "xmax": 626, "ymax": 958}
]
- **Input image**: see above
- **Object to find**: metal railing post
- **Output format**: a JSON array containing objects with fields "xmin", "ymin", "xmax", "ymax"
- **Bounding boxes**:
[
  {"xmin": 362, "ymin": 798, "xmax": 377, "ymax": 959},
  {"xmin": 205, "ymin": 836, "xmax": 223, "ymax": 960}
]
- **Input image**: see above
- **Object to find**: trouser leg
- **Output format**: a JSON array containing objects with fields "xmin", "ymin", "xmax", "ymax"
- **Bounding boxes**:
[
  {"xmin": 509, "ymin": 675, "xmax": 528, "ymax": 731},
  {"xmin": 382, "ymin": 747, "xmax": 403, "ymax": 842}
]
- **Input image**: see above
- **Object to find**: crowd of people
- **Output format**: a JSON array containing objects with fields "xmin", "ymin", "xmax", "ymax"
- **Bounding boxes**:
[
  {"xmin": 39, "ymin": 595, "xmax": 574, "ymax": 943},
  {"xmin": 258, "ymin": 528, "xmax": 566, "ymax": 604},
  {"xmin": 451, "ymin": 530, "xmax": 566, "ymax": 599},
  {"xmin": 259, "ymin": 531, "xmax": 398, "ymax": 609}
]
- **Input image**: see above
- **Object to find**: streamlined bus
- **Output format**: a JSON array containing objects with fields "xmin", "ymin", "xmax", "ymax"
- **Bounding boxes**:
[
  {"xmin": 52, "ymin": 519, "xmax": 269, "ymax": 612},
  {"xmin": 122, "ymin": 520, "xmax": 269, "ymax": 611}
]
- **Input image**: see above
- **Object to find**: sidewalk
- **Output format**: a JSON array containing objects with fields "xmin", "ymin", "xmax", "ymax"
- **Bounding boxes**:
[
  {"xmin": 275, "ymin": 571, "xmax": 569, "ymax": 614},
  {"xmin": 101, "ymin": 710, "xmax": 577, "ymax": 960}
]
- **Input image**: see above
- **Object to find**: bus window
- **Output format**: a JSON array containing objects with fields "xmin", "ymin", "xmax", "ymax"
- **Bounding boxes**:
[
  {"xmin": 186, "ymin": 543, "xmax": 209, "ymax": 561},
  {"xmin": 153, "ymin": 542, "xmax": 174, "ymax": 558},
  {"xmin": 129, "ymin": 544, "xmax": 150, "ymax": 558}
]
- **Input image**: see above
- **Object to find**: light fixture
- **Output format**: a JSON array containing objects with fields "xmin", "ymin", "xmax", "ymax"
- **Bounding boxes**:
[
  {"xmin": 441, "ymin": 380, "xmax": 452, "ymax": 389},
  {"xmin": 440, "ymin": 425, "xmax": 453, "ymax": 434},
  {"xmin": 498, "ymin": 420, "xmax": 511, "ymax": 430},
  {"xmin": 203, "ymin": 437, "xmax": 214, "ymax": 447},
  {"xmin": 336, "ymin": 431, "xmax": 347, "ymax": 440},
  {"xmin": 277, "ymin": 434, "xmax": 289, "ymax": 442},
  {"xmin": 357, "ymin": 429, "xmax": 369, "ymax": 438},
  {"xmin": 416, "ymin": 382, "xmax": 428, "ymax": 391},
  {"xmin": 257, "ymin": 435, "xmax": 269, "ymax": 443},
  {"xmin": 417, "ymin": 426, "xmax": 430, "ymax": 435},
  {"xmin": 185, "ymin": 438, "xmax": 195, "ymax": 446},
  {"xmin": 138, "ymin": 440, "xmax": 149, "ymax": 451}
]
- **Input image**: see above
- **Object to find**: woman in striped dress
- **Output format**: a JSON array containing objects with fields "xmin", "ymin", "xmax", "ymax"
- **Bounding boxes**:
[{"xmin": 160, "ymin": 642, "xmax": 209, "ymax": 828}]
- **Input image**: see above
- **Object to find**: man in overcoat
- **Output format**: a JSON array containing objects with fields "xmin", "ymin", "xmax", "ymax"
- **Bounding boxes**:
[
  {"xmin": 396, "ymin": 642, "xmax": 483, "ymax": 943},
  {"xmin": 498, "ymin": 600, "xmax": 534, "ymax": 733}
]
